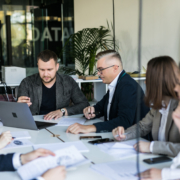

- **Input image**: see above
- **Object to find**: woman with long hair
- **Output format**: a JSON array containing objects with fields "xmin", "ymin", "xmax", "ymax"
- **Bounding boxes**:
[
  {"xmin": 138, "ymin": 69, "xmax": 180, "ymax": 180},
  {"xmin": 112, "ymin": 56, "xmax": 180, "ymax": 157}
]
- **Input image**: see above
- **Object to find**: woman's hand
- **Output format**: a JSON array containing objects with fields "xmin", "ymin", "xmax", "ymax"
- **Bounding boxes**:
[
  {"xmin": 134, "ymin": 141, "xmax": 151, "ymax": 153},
  {"xmin": 0, "ymin": 131, "xmax": 13, "ymax": 149},
  {"xmin": 112, "ymin": 126, "xmax": 126, "ymax": 141}
]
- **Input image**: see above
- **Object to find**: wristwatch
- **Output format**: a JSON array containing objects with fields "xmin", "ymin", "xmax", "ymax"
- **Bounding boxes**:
[{"xmin": 61, "ymin": 109, "xmax": 66, "ymax": 116}]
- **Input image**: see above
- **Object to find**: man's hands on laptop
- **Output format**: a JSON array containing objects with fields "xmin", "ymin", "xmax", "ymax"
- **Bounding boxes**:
[
  {"xmin": 83, "ymin": 106, "xmax": 96, "ymax": 119},
  {"xmin": 17, "ymin": 96, "xmax": 32, "ymax": 107},
  {"xmin": 44, "ymin": 109, "xmax": 67, "ymax": 120}
]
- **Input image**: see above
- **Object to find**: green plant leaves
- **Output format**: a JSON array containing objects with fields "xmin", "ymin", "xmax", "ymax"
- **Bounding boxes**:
[{"xmin": 60, "ymin": 26, "xmax": 118, "ymax": 76}]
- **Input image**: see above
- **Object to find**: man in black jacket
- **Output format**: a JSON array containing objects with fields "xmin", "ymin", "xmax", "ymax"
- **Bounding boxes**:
[
  {"xmin": 17, "ymin": 50, "xmax": 89, "ymax": 120},
  {"xmin": 0, "ymin": 148, "xmax": 66, "ymax": 180},
  {"xmin": 66, "ymin": 50, "xmax": 149, "ymax": 134}
]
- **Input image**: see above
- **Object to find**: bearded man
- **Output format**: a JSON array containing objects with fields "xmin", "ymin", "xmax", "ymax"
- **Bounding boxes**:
[{"xmin": 17, "ymin": 49, "xmax": 89, "ymax": 120}]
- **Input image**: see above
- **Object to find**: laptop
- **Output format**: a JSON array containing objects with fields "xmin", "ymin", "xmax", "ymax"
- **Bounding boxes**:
[{"xmin": 0, "ymin": 101, "xmax": 57, "ymax": 130}]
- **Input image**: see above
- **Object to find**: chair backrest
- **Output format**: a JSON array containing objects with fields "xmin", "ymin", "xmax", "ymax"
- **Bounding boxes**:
[{"xmin": 0, "ymin": 94, "xmax": 16, "ymax": 102}]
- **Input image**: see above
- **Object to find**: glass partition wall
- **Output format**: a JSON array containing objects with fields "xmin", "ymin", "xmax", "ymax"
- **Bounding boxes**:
[
  {"xmin": 0, "ymin": 0, "xmax": 74, "ymax": 77},
  {"xmin": 1, "ymin": 0, "xmax": 180, "ymax": 177}
]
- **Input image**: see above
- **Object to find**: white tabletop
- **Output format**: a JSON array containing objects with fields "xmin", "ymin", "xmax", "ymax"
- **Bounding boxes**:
[
  {"xmin": 0, "ymin": 126, "xmax": 62, "ymax": 155},
  {"xmin": 46, "ymin": 116, "xmax": 172, "ymax": 166},
  {"xmin": 0, "ymin": 114, "xmax": 174, "ymax": 180}
]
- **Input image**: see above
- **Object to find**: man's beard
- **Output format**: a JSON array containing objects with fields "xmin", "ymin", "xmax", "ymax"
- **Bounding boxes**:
[{"xmin": 41, "ymin": 75, "xmax": 56, "ymax": 84}]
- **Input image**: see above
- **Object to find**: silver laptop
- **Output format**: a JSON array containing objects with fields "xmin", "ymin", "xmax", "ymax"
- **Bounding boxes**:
[{"xmin": 0, "ymin": 101, "xmax": 57, "ymax": 130}]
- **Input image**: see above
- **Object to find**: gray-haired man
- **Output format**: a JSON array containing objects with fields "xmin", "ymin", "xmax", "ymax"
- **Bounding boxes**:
[{"xmin": 67, "ymin": 50, "xmax": 149, "ymax": 134}]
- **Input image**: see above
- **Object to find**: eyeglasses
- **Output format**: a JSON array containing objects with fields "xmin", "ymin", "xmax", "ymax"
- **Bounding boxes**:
[{"xmin": 97, "ymin": 65, "xmax": 119, "ymax": 74}]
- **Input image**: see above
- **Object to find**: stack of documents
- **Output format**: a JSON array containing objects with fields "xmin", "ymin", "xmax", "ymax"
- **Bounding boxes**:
[
  {"xmin": 97, "ymin": 139, "xmax": 139, "ymax": 159},
  {"xmin": 33, "ymin": 115, "xmax": 86, "ymax": 126},
  {"xmin": 33, "ymin": 141, "xmax": 89, "ymax": 152},
  {"xmin": 18, "ymin": 146, "xmax": 90, "ymax": 180},
  {"xmin": 91, "ymin": 160, "xmax": 147, "ymax": 180}
]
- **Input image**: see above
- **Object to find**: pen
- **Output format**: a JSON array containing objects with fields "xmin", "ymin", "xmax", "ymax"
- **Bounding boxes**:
[
  {"xmin": 88, "ymin": 112, "xmax": 100, "ymax": 115},
  {"xmin": 83, "ymin": 112, "xmax": 100, "ymax": 118},
  {"xmin": 115, "ymin": 132, "xmax": 130, "ymax": 137}
]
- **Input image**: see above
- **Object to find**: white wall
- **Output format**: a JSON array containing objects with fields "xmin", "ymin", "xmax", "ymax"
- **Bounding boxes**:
[
  {"xmin": 141, "ymin": 0, "xmax": 180, "ymax": 70},
  {"xmin": 74, "ymin": 0, "xmax": 180, "ymax": 72},
  {"xmin": 74, "ymin": 0, "xmax": 113, "ymax": 32}
]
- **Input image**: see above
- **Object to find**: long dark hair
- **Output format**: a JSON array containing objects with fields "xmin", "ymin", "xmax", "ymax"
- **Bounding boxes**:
[{"xmin": 145, "ymin": 56, "xmax": 179, "ymax": 109}]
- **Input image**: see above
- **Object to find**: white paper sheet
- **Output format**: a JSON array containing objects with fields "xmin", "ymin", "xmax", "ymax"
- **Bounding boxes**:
[
  {"xmin": 33, "ymin": 115, "xmax": 86, "ymax": 126},
  {"xmin": 111, "ymin": 142, "xmax": 134, "ymax": 149},
  {"xmin": 120, "ymin": 139, "xmax": 144, "ymax": 146},
  {"xmin": 17, "ymin": 146, "xmax": 90, "ymax": 180},
  {"xmin": 4, "ymin": 139, "xmax": 33, "ymax": 149},
  {"xmin": 11, "ymin": 131, "xmax": 31, "ymax": 140},
  {"xmin": 56, "ymin": 117, "xmax": 86, "ymax": 126},
  {"xmin": 97, "ymin": 144, "xmax": 137, "ymax": 159},
  {"xmin": 91, "ymin": 160, "xmax": 148, "ymax": 180},
  {"xmin": 33, "ymin": 141, "xmax": 89, "ymax": 152},
  {"xmin": 96, "ymin": 139, "xmax": 147, "ymax": 159},
  {"xmin": 97, "ymin": 141, "xmax": 133, "ymax": 150}
]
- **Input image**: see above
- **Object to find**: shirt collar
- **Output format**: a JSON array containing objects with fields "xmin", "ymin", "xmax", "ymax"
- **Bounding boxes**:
[
  {"xmin": 108, "ymin": 71, "xmax": 123, "ymax": 89},
  {"xmin": 159, "ymin": 99, "xmax": 171, "ymax": 115}
]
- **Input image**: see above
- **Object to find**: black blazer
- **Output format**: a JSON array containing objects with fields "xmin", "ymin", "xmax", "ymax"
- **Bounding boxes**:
[
  {"xmin": 93, "ymin": 70, "xmax": 150, "ymax": 132},
  {"xmin": 0, "ymin": 153, "xmax": 15, "ymax": 171},
  {"xmin": 17, "ymin": 73, "xmax": 89, "ymax": 115}
]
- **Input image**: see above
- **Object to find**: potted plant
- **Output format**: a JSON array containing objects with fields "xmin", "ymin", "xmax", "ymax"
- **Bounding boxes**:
[{"xmin": 60, "ymin": 25, "xmax": 118, "ymax": 100}]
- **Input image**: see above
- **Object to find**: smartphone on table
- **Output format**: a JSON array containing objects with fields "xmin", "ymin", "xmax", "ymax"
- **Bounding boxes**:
[
  {"xmin": 88, "ymin": 138, "xmax": 114, "ymax": 145},
  {"xmin": 143, "ymin": 156, "xmax": 172, "ymax": 164},
  {"xmin": 79, "ymin": 136, "xmax": 102, "ymax": 140}
]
